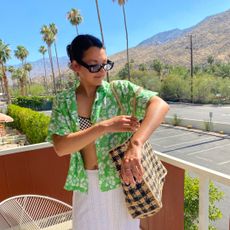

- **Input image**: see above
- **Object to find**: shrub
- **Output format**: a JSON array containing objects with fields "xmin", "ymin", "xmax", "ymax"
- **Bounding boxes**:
[
  {"xmin": 184, "ymin": 174, "xmax": 224, "ymax": 230},
  {"xmin": 204, "ymin": 120, "xmax": 213, "ymax": 132},
  {"xmin": 12, "ymin": 96, "xmax": 53, "ymax": 111},
  {"xmin": 131, "ymin": 71, "xmax": 161, "ymax": 92},
  {"xmin": 193, "ymin": 75, "xmax": 216, "ymax": 103},
  {"xmin": 160, "ymin": 75, "xmax": 190, "ymax": 101},
  {"xmin": 172, "ymin": 114, "xmax": 181, "ymax": 126},
  {"xmin": 7, "ymin": 104, "xmax": 50, "ymax": 144}
]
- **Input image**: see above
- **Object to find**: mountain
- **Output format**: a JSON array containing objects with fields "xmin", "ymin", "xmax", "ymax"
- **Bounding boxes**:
[
  {"xmin": 9, "ymin": 56, "xmax": 69, "ymax": 81},
  {"xmin": 109, "ymin": 9, "xmax": 230, "ymax": 74},
  {"xmin": 11, "ymin": 8, "xmax": 230, "ymax": 78},
  {"xmin": 137, "ymin": 28, "xmax": 192, "ymax": 46},
  {"xmin": 28, "ymin": 56, "xmax": 69, "ymax": 78}
]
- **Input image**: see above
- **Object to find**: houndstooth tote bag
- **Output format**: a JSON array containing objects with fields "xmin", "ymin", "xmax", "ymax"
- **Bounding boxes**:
[{"xmin": 109, "ymin": 82, "xmax": 167, "ymax": 219}]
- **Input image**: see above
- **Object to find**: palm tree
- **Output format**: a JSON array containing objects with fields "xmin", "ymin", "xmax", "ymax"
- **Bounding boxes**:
[
  {"xmin": 39, "ymin": 45, "xmax": 48, "ymax": 91},
  {"xmin": 151, "ymin": 59, "xmax": 163, "ymax": 78},
  {"xmin": 94, "ymin": 0, "xmax": 105, "ymax": 45},
  {"xmin": 0, "ymin": 68, "xmax": 4, "ymax": 94},
  {"xmin": 14, "ymin": 45, "xmax": 29, "ymax": 65},
  {"xmin": 7, "ymin": 65, "xmax": 15, "ymax": 74},
  {"xmin": 0, "ymin": 39, "xmax": 11, "ymax": 103},
  {"xmin": 7, "ymin": 65, "xmax": 16, "ymax": 91},
  {"xmin": 113, "ymin": 0, "xmax": 130, "ymax": 81},
  {"xmin": 40, "ymin": 25, "xmax": 57, "ymax": 94},
  {"xmin": 14, "ymin": 45, "xmax": 29, "ymax": 95},
  {"xmin": 24, "ymin": 63, "xmax": 32, "ymax": 95},
  {"xmin": 67, "ymin": 8, "xmax": 83, "ymax": 35},
  {"xmin": 11, "ymin": 67, "xmax": 26, "ymax": 96},
  {"xmin": 50, "ymin": 23, "xmax": 62, "ymax": 87},
  {"xmin": 94, "ymin": 0, "xmax": 110, "ymax": 82}
]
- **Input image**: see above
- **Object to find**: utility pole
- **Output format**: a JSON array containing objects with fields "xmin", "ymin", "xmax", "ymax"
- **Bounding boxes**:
[{"xmin": 190, "ymin": 34, "xmax": 194, "ymax": 103}]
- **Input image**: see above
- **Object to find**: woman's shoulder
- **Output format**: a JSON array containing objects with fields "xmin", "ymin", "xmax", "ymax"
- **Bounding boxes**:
[
  {"xmin": 110, "ymin": 80, "xmax": 141, "ymax": 93},
  {"xmin": 109, "ymin": 79, "xmax": 136, "ymax": 89},
  {"xmin": 54, "ymin": 87, "xmax": 75, "ymax": 102}
]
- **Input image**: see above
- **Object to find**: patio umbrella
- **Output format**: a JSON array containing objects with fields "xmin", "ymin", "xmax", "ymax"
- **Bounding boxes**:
[{"xmin": 0, "ymin": 113, "xmax": 14, "ymax": 123}]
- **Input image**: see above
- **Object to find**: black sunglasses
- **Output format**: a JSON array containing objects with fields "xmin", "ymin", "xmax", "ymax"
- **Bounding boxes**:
[{"xmin": 77, "ymin": 59, "xmax": 114, "ymax": 73}]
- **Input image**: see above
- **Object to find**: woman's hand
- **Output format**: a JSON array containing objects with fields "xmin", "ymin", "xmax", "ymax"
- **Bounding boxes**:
[
  {"xmin": 99, "ymin": 115, "xmax": 140, "ymax": 133},
  {"xmin": 120, "ymin": 141, "xmax": 144, "ymax": 185}
]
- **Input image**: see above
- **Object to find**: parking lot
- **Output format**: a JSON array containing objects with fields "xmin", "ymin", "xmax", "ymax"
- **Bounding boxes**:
[
  {"xmin": 150, "ymin": 125, "xmax": 230, "ymax": 230},
  {"xmin": 150, "ymin": 125, "xmax": 230, "ymax": 175}
]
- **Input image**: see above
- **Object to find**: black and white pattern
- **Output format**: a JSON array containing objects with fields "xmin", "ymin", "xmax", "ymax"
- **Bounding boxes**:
[
  {"xmin": 78, "ymin": 116, "xmax": 92, "ymax": 130},
  {"xmin": 109, "ymin": 139, "xmax": 167, "ymax": 219}
]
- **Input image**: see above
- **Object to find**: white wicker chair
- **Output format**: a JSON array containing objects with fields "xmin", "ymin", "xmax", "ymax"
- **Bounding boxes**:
[{"xmin": 0, "ymin": 194, "xmax": 72, "ymax": 230}]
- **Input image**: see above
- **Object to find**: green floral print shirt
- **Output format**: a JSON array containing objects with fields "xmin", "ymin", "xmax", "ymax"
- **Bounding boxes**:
[{"xmin": 47, "ymin": 80, "xmax": 157, "ymax": 193}]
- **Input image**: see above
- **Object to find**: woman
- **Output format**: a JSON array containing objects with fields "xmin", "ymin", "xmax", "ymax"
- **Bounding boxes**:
[{"xmin": 47, "ymin": 34, "xmax": 169, "ymax": 230}]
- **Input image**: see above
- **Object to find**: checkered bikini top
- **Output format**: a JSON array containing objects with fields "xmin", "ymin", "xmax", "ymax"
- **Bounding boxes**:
[{"xmin": 78, "ymin": 116, "xmax": 92, "ymax": 130}]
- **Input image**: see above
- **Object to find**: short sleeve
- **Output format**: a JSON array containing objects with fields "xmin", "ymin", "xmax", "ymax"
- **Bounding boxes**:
[
  {"xmin": 126, "ymin": 81, "xmax": 158, "ymax": 119},
  {"xmin": 46, "ymin": 94, "xmax": 73, "ymax": 143},
  {"xmin": 112, "ymin": 80, "xmax": 158, "ymax": 120}
]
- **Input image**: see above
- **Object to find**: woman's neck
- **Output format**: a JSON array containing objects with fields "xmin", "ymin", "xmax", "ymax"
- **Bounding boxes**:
[{"xmin": 77, "ymin": 82, "xmax": 97, "ymax": 98}]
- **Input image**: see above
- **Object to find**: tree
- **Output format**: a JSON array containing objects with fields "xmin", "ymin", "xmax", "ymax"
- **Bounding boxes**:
[
  {"xmin": 14, "ymin": 45, "xmax": 29, "ymax": 95},
  {"xmin": 11, "ymin": 67, "xmax": 27, "ymax": 96},
  {"xmin": 160, "ymin": 75, "xmax": 190, "ymax": 101},
  {"xmin": 138, "ymin": 63, "xmax": 147, "ymax": 71},
  {"xmin": 14, "ymin": 45, "xmax": 29, "ymax": 65},
  {"xmin": 67, "ymin": 8, "xmax": 83, "ymax": 35},
  {"xmin": 113, "ymin": 0, "xmax": 131, "ymax": 81},
  {"xmin": 0, "ymin": 68, "xmax": 4, "ymax": 94},
  {"xmin": 184, "ymin": 174, "xmax": 224, "ymax": 230},
  {"xmin": 215, "ymin": 63, "xmax": 230, "ymax": 78},
  {"xmin": 94, "ymin": 0, "xmax": 105, "ymax": 45},
  {"xmin": 24, "ymin": 63, "xmax": 32, "ymax": 95},
  {"xmin": 0, "ymin": 39, "xmax": 11, "ymax": 103},
  {"xmin": 118, "ymin": 63, "xmax": 129, "ymax": 79},
  {"xmin": 94, "ymin": 0, "xmax": 111, "ymax": 82},
  {"xmin": 207, "ymin": 56, "xmax": 214, "ymax": 65},
  {"xmin": 40, "ymin": 25, "xmax": 57, "ymax": 94},
  {"xmin": 7, "ymin": 65, "xmax": 15, "ymax": 74},
  {"xmin": 39, "ymin": 45, "xmax": 48, "ymax": 91},
  {"xmin": 49, "ymin": 23, "xmax": 62, "ymax": 86},
  {"xmin": 150, "ymin": 59, "xmax": 163, "ymax": 77}
]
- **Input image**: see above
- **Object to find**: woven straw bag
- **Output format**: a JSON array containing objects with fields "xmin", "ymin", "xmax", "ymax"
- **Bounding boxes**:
[{"xmin": 109, "ymin": 82, "xmax": 167, "ymax": 219}]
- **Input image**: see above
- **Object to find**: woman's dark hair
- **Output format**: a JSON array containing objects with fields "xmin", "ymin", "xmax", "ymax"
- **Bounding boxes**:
[{"xmin": 66, "ymin": 34, "xmax": 104, "ymax": 62}]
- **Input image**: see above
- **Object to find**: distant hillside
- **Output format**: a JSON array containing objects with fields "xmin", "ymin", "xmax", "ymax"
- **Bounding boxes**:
[
  {"xmin": 12, "ymin": 8, "xmax": 230, "ymax": 78},
  {"xmin": 137, "ymin": 28, "xmax": 192, "ymax": 46},
  {"xmin": 9, "ymin": 56, "xmax": 69, "ymax": 81},
  {"xmin": 110, "ymin": 9, "xmax": 230, "ymax": 74},
  {"xmin": 28, "ymin": 56, "xmax": 68, "ymax": 78}
]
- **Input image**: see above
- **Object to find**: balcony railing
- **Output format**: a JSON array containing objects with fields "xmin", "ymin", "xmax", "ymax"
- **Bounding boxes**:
[
  {"xmin": 0, "ymin": 143, "xmax": 229, "ymax": 230},
  {"xmin": 157, "ymin": 151, "xmax": 230, "ymax": 230}
]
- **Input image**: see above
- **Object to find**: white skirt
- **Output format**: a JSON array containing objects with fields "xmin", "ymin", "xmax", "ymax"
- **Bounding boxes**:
[{"xmin": 72, "ymin": 170, "xmax": 140, "ymax": 230}]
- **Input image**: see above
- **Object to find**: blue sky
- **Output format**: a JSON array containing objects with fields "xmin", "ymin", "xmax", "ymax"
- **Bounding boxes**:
[{"xmin": 1, "ymin": 0, "xmax": 230, "ymax": 65}]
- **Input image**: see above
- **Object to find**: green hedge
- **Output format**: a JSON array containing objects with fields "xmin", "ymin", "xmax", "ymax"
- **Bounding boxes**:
[
  {"xmin": 12, "ymin": 96, "xmax": 53, "ymax": 111},
  {"xmin": 7, "ymin": 104, "xmax": 50, "ymax": 144}
]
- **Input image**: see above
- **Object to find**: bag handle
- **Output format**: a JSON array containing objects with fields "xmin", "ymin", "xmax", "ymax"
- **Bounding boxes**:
[
  {"xmin": 110, "ymin": 82, "xmax": 125, "ymax": 114},
  {"xmin": 110, "ymin": 82, "xmax": 142, "ymax": 116}
]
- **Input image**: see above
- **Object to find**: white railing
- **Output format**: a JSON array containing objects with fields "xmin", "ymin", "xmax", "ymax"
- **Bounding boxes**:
[
  {"xmin": 156, "ymin": 151, "xmax": 230, "ymax": 230},
  {"xmin": 1, "ymin": 143, "xmax": 230, "ymax": 229}
]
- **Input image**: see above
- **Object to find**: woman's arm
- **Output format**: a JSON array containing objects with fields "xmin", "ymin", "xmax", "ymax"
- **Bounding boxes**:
[
  {"xmin": 121, "ymin": 96, "xmax": 169, "ymax": 185},
  {"xmin": 131, "ymin": 95, "xmax": 169, "ymax": 146},
  {"xmin": 52, "ymin": 115, "xmax": 139, "ymax": 157}
]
